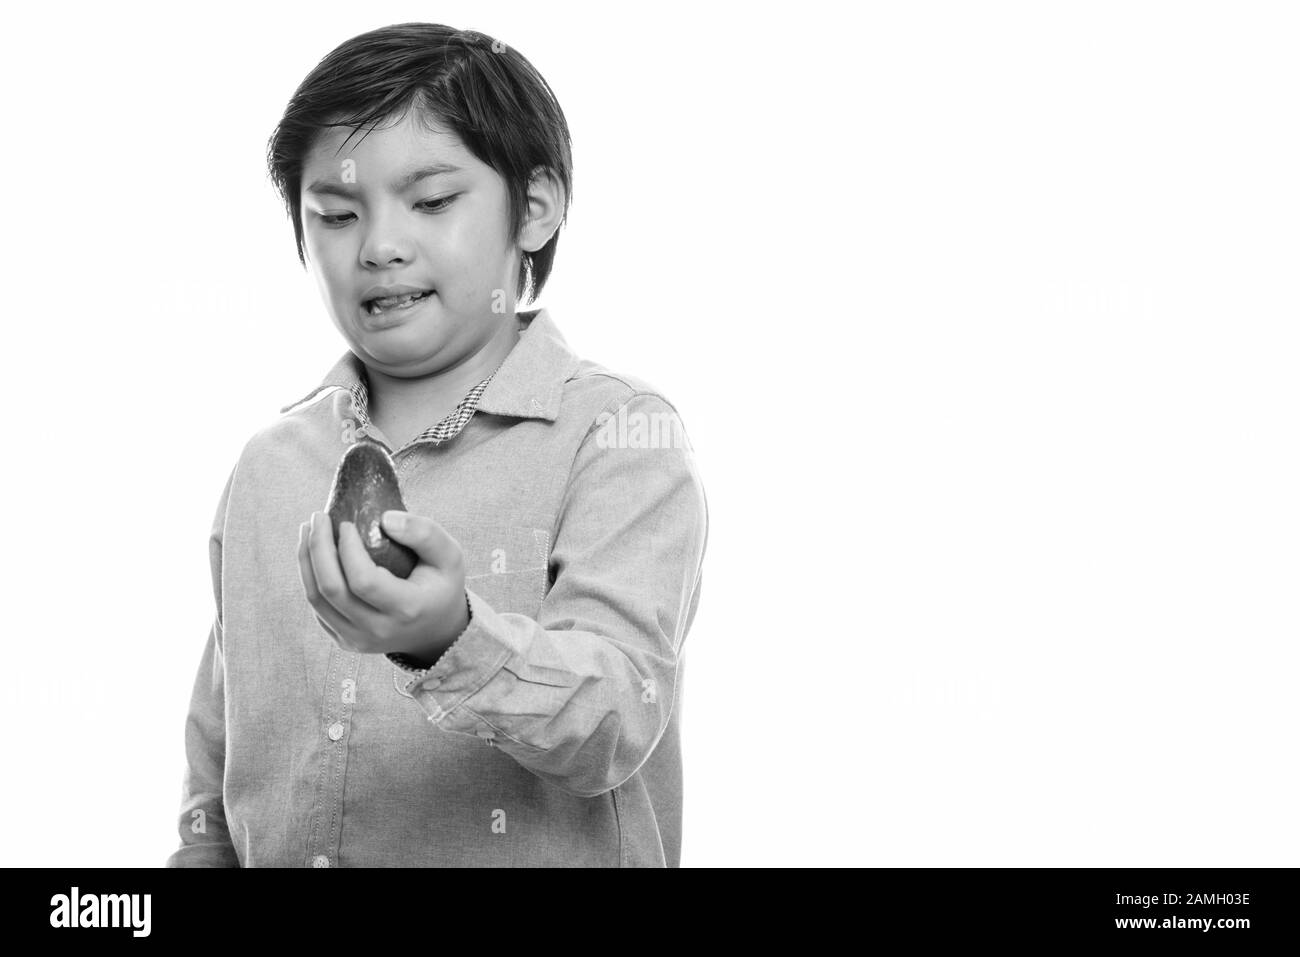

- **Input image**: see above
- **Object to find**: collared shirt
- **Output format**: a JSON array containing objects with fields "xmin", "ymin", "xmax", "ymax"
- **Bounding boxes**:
[
  {"xmin": 297, "ymin": 341, "xmax": 500, "ymax": 676},
  {"xmin": 167, "ymin": 307, "xmax": 709, "ymax": 867},
  {"xmin": 302, "ymin": 353, "xmax": 499, "ymax": 452}
]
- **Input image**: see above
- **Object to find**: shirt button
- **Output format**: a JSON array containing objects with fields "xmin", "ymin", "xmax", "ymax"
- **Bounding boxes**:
[
  {"xmin": 311, "ymin": 855, "xmax": 330, "ymax": 868},
  {"xmin": 327, "ymin": 721, "xmax": 345, "ymax": 741}
]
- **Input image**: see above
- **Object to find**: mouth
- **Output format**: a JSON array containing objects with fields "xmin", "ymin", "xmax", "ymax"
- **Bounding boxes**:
[{"xmin": 362, "ymin": 288, "xmax": 435, "ymax": 318}]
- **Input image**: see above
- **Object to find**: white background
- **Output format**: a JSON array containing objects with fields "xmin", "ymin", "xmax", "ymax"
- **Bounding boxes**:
[{"xmin": 1, "ymin": 0, "xmax": 1296, "ymax": 867}]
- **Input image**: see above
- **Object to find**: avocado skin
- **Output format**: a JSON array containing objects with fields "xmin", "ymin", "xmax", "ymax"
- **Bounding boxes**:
[{"xmin": 324, "ymin": 438, "xmax": 419, "ymax": 579}]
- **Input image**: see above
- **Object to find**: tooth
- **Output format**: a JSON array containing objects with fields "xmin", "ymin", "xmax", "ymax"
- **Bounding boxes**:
[{"xmin": 373, "ymin": 292, "xmax": 421, "ymax": 307}]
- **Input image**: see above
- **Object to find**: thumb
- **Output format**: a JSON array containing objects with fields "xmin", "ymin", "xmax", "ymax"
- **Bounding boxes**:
[{"xmin": 381, "ymin": 510, "xmax": 460, "ymax": 570}]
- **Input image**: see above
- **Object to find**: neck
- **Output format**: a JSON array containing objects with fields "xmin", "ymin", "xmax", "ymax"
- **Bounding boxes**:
[{"xmin": 365, "ymin": 315, "xmax": 523, "ymax": 436}]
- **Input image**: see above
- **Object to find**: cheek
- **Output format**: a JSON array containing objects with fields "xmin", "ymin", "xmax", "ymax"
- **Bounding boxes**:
[
  {"xmin": 435, "ymin": 216, "xmax": 480, "ymax": 262},
  {"xmin": 449, "ymin": 206, "xmax": 507, "ymax": 260},
  {"xmin": 304, "ymin": 231, "xmax": 332, "ymax": 272},
  {"xmin": 306, "ymin": 237, "xmax": 352, "ymax": 294}
]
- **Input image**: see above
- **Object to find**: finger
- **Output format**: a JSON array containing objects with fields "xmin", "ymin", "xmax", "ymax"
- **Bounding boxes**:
[
  {"xmin": 297, "ymin": 521, "xmax": 321, "ymax": 605},
  {"xmin": 301, "ymin": 521, "xmax": 369, "ymax": 649},
  {"xmin": 307, "ymin": 511, "xmax": 387, "ymax": 631},
  {"xmin": 337, "ymin": 520, "xmax": 414, "ymax": 619},
  {"xmin": 379, "ymin": 510, "xmax": 463, "ymax": 571},
  {"xmin": 315, "ymin": 608, "xmax": 359, "ymax": 653},
  {"xmin": 307, "ymin": 511, "xmax": 360, "ymax": 622},
  {"xmin": 314, "ymin": 612, "xmax": 349, "ymax": 650},
  {"xmin": 299, "ymin": 523, "xmax": 347, "ymax": 640}
]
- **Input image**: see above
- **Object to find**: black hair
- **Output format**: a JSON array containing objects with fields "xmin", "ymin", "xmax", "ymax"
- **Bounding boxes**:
[{"xmin": 266, "ymin": 23, "xmax": 573, "ymax": 303}]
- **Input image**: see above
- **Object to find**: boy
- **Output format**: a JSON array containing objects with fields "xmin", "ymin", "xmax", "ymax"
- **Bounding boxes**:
[{"xmin": 167, "ymin": 23, "xmax": 708, "ymax": 867}]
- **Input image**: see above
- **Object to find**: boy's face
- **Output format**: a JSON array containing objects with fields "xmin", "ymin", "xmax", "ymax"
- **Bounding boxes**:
[{"xmin": 299, "ymin": 110, "xmax": 522, "ymax": 370}]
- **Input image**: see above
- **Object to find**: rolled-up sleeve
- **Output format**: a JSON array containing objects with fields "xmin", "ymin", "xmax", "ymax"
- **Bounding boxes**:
[
  {"xmin": 167, "ymin": 464, "xmax": 241, "ymax": 867},
  {"xmin": 398, "ymin": 392, "xmax": 708, "ymax": 798}
]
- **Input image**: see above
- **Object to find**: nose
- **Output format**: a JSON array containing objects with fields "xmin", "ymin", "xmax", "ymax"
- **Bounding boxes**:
[
  {"xmin": 359, "ymin": 218, "xmax": 414, "ymax": 268},
  {"xmin": 363, "ymin": 246, "xmax": 409, "ymax": 268},
  {"xmin": 361, "ymin": 240, "xmax": 410, "ymax": 268}
]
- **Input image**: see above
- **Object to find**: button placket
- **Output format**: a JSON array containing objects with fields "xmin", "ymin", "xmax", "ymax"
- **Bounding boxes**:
[{"xmin": 304, "ymin": 647, "xmax": 360, "ymax": 868}]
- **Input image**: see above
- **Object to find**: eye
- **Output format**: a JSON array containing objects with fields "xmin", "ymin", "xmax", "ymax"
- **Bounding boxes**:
[
  {"xmin": 417, "ymin": 194, "xmax": 458, "ymax": 213},
  {"xmin": 314, "ymin": 195, "xmax": 457, "ymax": 228}
]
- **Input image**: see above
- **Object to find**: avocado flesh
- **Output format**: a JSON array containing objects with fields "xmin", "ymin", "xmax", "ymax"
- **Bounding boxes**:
[{"xmin": 324, "ymin": 438, "xmax": 419, "ymax": 579}]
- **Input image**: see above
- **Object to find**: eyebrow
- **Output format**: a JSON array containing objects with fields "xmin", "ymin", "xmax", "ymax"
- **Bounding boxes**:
[{"xmin": 305, "ymin": 162, "xmax": 463, "ymax": 199}]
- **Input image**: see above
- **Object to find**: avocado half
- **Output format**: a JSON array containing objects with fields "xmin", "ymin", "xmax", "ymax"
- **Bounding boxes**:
[{"xmin": 324, "ymin": 438, "xmax": 419, "ymax": 579}]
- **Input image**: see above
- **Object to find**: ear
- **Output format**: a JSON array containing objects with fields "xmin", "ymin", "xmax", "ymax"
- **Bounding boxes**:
[{"xmin": 517, "ymin": 165, "xmax": 567, "ymax": 253}]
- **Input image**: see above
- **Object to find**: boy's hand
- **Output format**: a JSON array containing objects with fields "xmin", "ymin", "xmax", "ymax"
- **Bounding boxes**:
[{"xmin": 297, "ymin": 509, "xmax": 469, "ymax": 661}]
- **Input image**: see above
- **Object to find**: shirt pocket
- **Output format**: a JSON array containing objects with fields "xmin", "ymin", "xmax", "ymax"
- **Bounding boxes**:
[{"xmin": 458, "ymin": 522, "xmax": 552, "ymax": 617}]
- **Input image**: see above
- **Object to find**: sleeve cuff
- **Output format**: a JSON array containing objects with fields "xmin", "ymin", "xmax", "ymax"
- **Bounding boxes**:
[
  {"xmin": 390, "ymin": 588, "xmax": 518, "ymax": 732},
  {"xmin": 385, "ymin": 591, "xmax": 474, "ymax": 674}
]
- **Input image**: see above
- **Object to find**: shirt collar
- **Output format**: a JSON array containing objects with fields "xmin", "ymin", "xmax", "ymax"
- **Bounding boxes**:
[{"xmin": 278, "ymin": 307, "xmax": 580, "ymax": 422}]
